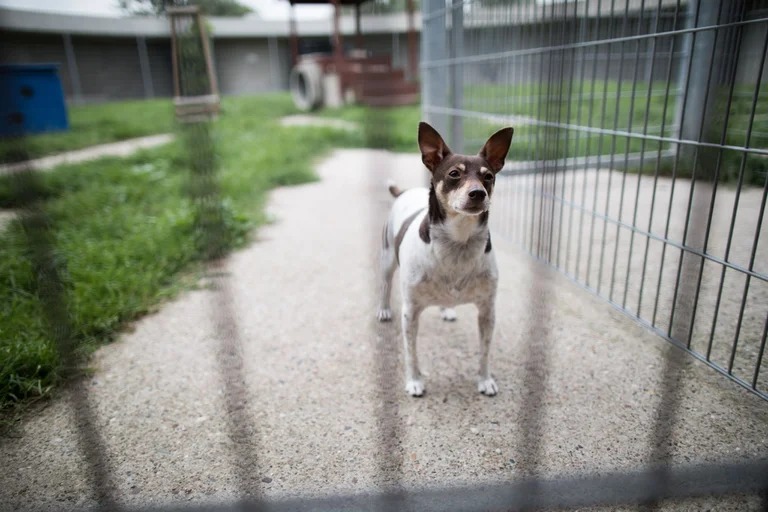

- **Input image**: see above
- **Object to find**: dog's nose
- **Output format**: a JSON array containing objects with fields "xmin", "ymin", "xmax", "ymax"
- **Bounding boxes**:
[{"xmin": 468, "ymin": 188, "xmax": 487, "ymax": 201}]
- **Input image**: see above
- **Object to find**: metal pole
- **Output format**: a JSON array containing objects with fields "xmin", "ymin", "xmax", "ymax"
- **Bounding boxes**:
[
  {"xmin": 62, "ymin": 33, "xmax": 83, "ymax": 103},
  {"xmin": 289, "ymin": 3, "xmax": 299, "ymax": 66},
  {"xmin": 268, "ymin": 36, "xmax": 281, "ymax": 91},
  {"xmin": 450, "ymin": 0, "xmax": 464, "ymax": 153},
  {"xmin": 422, "ymin": 0, "xmax": 449, "ymax": 135},
  {"xmin": 406, "ymin": 0, "xmax": 418, "ymax": 82},
  {"xmin": 136, "ymin": 36, "xmax": 155, "ymax": 99}
]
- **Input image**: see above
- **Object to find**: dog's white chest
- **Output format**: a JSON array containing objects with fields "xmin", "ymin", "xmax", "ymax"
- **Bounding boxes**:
[{"xmin": 412, "ymin": 260, "xmax": 496, "ymax": 307}]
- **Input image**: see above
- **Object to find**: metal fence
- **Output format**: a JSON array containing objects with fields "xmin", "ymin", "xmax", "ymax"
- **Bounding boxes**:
[
  {"xmin": 422, "ymin": 0, "xmax": 768, "ymax": 401},
  {"xmin": 4, "ymin": 0, "xmax": 768, "ymax": 510}
]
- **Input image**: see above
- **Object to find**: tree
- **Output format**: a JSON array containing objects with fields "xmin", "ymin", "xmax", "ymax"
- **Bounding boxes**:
[{"xmin": 118, "ymin": 0, "xmax": 253, "ymax": 17}]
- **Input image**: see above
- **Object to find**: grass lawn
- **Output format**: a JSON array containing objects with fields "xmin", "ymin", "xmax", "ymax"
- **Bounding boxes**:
[
  {"xmin": 0, "ymin": 99, "xmax": 175, "ymax": 165},
  {"xmin": 0, "ymin": 93, "xmax": 366, "ymax": 416}
]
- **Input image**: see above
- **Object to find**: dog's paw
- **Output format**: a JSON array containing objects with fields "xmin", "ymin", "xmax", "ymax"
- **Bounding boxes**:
[
  {"xmin": 377, "ymin": 308, "xmax": 392, "ymax": 322},
  {"xmin": 405, "ymin": 379, "xmax": 425, "ymax": 397},
  {"xmin": 440, "ymin": 308, "xmax": 457, "ymax": 322},
  {"xmin": 477, "ymin": 377, "xmax": 498, "ymax": 396}
]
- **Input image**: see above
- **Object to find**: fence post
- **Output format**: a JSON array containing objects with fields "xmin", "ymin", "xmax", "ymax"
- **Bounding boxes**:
[
  {"xmin": 62, "ymin": 33, "xmax": 83, "ymax": 104},
  {"xmin": 677, "ymin": 1, "xmax": 744, "ymax": 176},
  {"xmin": 136, "ymin": 36, "xmax": 155, "ymax": 99},
  {"xmin": 450, "ymin": 0, "xmax": 464, "ymax": 153},
  {"xmin": 421, "ymin": 0, "xmax": 449, "ymax": 136}
]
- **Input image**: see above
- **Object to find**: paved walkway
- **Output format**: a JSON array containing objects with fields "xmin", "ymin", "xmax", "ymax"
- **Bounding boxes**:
[
  {"xmin": 1, "ymin": 149, "xmax": 767, "ymax": 511},
  {"xmin": 0, "ymin": 134, "xmax": 174, "ymax": 175}
]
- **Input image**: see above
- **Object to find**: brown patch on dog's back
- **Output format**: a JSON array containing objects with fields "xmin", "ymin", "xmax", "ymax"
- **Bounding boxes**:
[{"xmin": 395, "ymin": 209, "xmax": 426, "ymax": 264}]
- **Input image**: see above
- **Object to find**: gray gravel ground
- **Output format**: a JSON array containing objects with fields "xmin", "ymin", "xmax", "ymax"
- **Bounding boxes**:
[{"xmin": 1, "ymin": 149, "xmax": 767, "ymax": 511}]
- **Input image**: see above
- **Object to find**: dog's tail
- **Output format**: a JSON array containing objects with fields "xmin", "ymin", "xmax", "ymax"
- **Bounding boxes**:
[{"xmin": 387, "ymin": 180, "xmax": 404, "ymax": 198}]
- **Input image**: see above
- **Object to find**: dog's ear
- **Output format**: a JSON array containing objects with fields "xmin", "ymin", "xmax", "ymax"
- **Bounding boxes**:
[
  {"xmin": 479, "ymin": 127, "xmax": 514, "ymax": 173},
  {"xmin": 418, "ymin": 122, "xmax": 451, "ymax": 172}
]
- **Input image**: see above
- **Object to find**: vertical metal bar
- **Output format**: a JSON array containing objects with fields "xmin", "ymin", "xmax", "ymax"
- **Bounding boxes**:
[
  {"xmin": 268, "ymin": 36, "xmax": 281, "ymax": 90},
  {"xmin": 451, "ymin": 0, "xmax": 464, "ymax": 154},
  {"xmin": 549, "ymin": 2, "xmax": 570, "ymax": 267},
  {"xmin": 685, "ymin": 9, "xmax": 748, "ymax": 354},
  {"xmin": 720, "ymin": 23, "xmax": 768, "ymax": 374},
  {"xmin": 422, "ymin": 0, "xmax": 449, "ymax": 134},
  {"xmin": 11, "ymin": 169, "xmax": 119, "ymax": 511},
  {"xmin": 62, "ymin": 33, "xmax": 83, "ymax": 103},
  {"xmin": 406, "ymin": 0, "xmax": 418, "ymax": 82},
  {"xmin": 754, "ymin": 311, "xmax": 768, "ymax": 389},
  {"xmin": 606, "ymin": 1, "xmax": 634, "ymax": 302},
  {"xmin": 638, "ymin": 0, "xmax": 681, "ymax": 322},
  {"xmin": 651, "ymin": 1, "xmax": 700, "ymax": 328},
  {"xmin": 667, "ymin": 17, "xmax": 720, "ymax": 342},
  {"xmin": 594, "ymin": 0, "xmax": 622, "ymax": 293},
  {"xmin": 289, "ymin": 4, "xmax": 299, "ymax": 66},
  {"xmin": 530, "ymin": 0, "xmax": 545, "ymax": 256},
  {"xmin": 730, "ymin": 177, "xmax": 768, "ymax": 374},
  {"xmin": 554, "ymin": 0, "xmax": 577, "ymax": 271},
  {"xmin": 136, "ymin": 36, "xmax": 155, "ymax": 99},
  {"xmin": 623, "ymin": 0, "xmax": 662, "ymax": 313},
  {"xmin": 566, "ymin": 0, "xmax": 605, "ymax": 286}
]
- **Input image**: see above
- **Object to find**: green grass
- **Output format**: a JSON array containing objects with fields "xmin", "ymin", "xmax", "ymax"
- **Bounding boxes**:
[
  {"xmin": 0, "ymin": 93, "xmax": 364, "ymax": 416},
  {"xmin": 0, "ymin": 98, "xmax": 175, "ymax": 164}
]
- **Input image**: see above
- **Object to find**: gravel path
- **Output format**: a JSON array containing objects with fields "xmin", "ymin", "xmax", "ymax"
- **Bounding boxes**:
[{"xmin": 1, "ymin": 149, "xmax": 767, "ymax": 511}]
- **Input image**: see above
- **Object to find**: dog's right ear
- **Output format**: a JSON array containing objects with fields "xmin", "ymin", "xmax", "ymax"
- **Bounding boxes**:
[{"xmin": 418, "ymin": 122, "xmax": 451, "ymax": 172}]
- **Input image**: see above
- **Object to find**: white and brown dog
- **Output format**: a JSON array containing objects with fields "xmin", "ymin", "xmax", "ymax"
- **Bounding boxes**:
[{"xmin": 377, "ymin": 121, "xmax": 514, "ymax": 397}]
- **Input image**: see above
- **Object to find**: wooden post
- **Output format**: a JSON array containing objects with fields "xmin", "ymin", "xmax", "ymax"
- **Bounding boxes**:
[
  {"xmin": 196, "ymin": 10, "xmax": 219, "ymax": 96},
  {"xmin": 406, "ymin": 0, "xmax": 417, "ymax": 81}
]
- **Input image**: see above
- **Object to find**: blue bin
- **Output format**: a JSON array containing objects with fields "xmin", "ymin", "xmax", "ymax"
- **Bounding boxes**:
[{"xmin": 0, "ymin": 64, "xmax": 69, "ymax": 138}]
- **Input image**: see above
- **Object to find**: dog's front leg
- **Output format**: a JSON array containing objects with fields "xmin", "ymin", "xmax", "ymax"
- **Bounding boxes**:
[
  {"xmin": 402, "ymin": 301, "xmax": 425, "ymax": 396},
  {"xmin": 476, "ymin": 301, "xmax": 498, "ymax": 396}
]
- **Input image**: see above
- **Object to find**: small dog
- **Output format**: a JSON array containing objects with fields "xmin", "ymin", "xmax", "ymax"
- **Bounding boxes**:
[{"xmin": 377, "ymin": 121, "xmax": 514, "ymax": 397}]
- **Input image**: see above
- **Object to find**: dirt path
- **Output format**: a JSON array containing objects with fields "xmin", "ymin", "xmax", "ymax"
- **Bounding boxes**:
[
  {"xmin": 0, "ymin": 134, "xmax": 174, "ymax": 175},
  {"xmin": 1, "ymin": 149, "xmax": 767, "ymax": 511}
]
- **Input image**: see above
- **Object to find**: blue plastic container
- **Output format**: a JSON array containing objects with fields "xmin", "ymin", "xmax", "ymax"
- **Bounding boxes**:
[{"xmin": 0, "ymin": 64, "xmax": 69, "ymax": 137}]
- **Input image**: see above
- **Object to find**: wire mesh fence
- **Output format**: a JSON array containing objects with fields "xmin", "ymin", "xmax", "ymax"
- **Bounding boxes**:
[
  {"xmin": 2, "ymin": 0, "xmax": 768, "ymax": 510},
  {"xmin": 422, "ymin": 0, "xmax": 768, "ymax": 401}
]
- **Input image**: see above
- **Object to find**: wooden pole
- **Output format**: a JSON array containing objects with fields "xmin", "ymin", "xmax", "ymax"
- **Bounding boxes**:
[{"xmin": 197, "ymin": 10, "xmax": 219, "ymax": 96}]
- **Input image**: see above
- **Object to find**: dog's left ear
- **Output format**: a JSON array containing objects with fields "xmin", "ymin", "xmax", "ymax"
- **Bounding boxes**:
[
  {"xmin": 479, "ymin": 127, "xmax": 514, "ymax": 173},
  {"xmin": 418, "ymin": 122, "xmax": 452, "ymax": 172}
]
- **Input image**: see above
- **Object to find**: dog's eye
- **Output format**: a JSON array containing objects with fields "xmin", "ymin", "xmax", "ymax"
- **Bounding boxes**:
[
  {"xmin": 483, "ymin": 173, "xmax": 494, "ymax": 181},
  {"xmin": 448, "ymin": 170, "xmax": 461, "ymax": 179}
]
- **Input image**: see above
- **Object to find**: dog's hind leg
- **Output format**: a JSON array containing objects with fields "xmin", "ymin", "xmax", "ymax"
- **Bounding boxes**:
[
  {"xmin": 476, "ymin": 301, "xmax": 498, "ymax": 396},
  {"xmin": 376, "ymin": 222, "xmax": 396, "ymax": 322},
  {"xmin": 402, "ymin": 301, "xmax": 425, "ymax": 396},
  {"xmin": 440, "ymin": 307, "xmax": 457, "ymax": 321}
]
